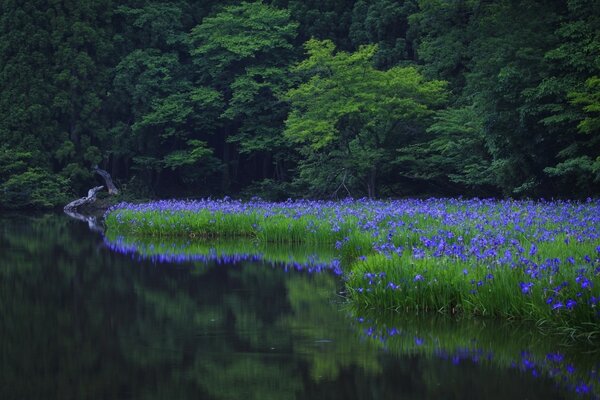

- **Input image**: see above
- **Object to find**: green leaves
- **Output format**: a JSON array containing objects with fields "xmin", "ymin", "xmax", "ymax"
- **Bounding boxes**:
[
  {"xmin": 0, "ymin": 146, "xmax": 71, "ymax": 208},
  {"xmin": 570, "ymin": 76, "xmax": 600, "ymax": 135},
  {"xmin": 190, "ymin": 2, "xmax": 298, "ymax": 79},
  {"xmin": 285, "ymin": 39, "xmax": 447, "ymax": 196},
  {"xmin": 162, "ymin": 140, "xmax": 215, "ymax": 170},
  {"xmin": 397, "ymin": 106, "xmax": 495, "ymax": 191}
]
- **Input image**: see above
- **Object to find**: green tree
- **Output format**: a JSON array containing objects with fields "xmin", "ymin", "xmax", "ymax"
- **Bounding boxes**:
[
  {"xmin": 396, "ymin": 106, "xmax": 497, "ymax": 195},
  {"xmin": 544, "ymin": 76, "xmax": 600, "ymax": 187},
  {"xmin": 189, "ymin": 1, "xmax": 299, "ymax": 193},
  {"xmin": 0, "ymin": 0, "xmax": 114, "ymax": 204},
  {"xmin": 533, "ymin": 0, "xmax": 600, "ymax": 194},
  {"xmin": 349, "ymin": 0, "xmax": 417, "ymax": 68},
  {"xmin": 459, "ymin": 0, "xmax": 564, "ymax": 196},
  {"xmin": 285, "ymin": 39, "xmax": 447, "ymax": 197},
  {"xmin": 407, "ymin": 0, "xmax": 475, "ymax": 90}
]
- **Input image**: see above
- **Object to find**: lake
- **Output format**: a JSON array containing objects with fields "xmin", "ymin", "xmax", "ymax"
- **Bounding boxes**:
[{"xmin": 1, "ymin": 213, "xmax": 596, "ymax": 399}]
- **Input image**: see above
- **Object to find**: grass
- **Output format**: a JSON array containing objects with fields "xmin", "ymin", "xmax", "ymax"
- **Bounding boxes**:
[{"xmin": 104, "ymin": 198, "xmax": 600, "ymax": 340}]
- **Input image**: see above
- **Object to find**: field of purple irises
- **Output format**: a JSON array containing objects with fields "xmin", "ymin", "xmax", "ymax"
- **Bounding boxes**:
[{"xmin": 105, "ymin": 198, "xmax": 600, "ymax": 339}]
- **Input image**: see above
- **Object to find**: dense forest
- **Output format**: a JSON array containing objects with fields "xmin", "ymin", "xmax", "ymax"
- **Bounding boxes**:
[{"xmin": 1, "ymin": 0, "xmax": 599, "ymax": 208}]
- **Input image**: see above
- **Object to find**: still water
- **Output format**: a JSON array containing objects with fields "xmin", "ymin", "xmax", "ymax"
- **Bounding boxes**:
[{"xmin": 1, "ymin": 214, "xmax": 598, "ymax": 399}]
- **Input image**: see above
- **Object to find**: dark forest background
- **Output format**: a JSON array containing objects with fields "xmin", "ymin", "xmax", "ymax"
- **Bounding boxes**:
[{"xmin": 1, "ymin": 0, "xmax": 599, "ymax": 208}]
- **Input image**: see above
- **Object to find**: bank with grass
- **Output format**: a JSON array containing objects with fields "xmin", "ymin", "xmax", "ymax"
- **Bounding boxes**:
[{"xmin": 104, "ymin": 198, "xmax": 600, "ymax": 340}]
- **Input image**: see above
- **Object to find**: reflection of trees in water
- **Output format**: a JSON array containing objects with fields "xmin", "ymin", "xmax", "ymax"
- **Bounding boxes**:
[
  {"xmin": 0, "ymin": 215, "xmax": 381, "ymax": 400},
  {"xmin": 1, "ymin": 215, "xmax": 591, "ymax": 399}
]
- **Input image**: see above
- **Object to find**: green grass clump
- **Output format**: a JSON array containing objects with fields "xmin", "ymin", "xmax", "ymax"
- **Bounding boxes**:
[{"xmin": 347, "ymin": 251, "xmax": 600, "ymax": 339}]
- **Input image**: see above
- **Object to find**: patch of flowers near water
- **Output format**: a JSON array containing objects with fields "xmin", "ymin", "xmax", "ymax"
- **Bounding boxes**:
[{"xmin": 105, "ymin": 198, "xmax": 600, "ymax": 339}]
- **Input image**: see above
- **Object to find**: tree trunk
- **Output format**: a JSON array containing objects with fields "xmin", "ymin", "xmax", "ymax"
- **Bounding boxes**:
[
  {"xmin": 222, "ymin": 141, "xmax": 231, "ymax": 193},
  {"xmin": 367, "ymin": 167, "xmax": 376, "ymax": 198},
  {"xmin": 64, "ymin": 185, "xmax": 104, "ymax": 211},
  {"xmin": 262, "ymin": 153, "xmax": 271, "ymax": 179},
  {"xmin": 93, "ymin": 165, "xmax": 119, "ymax": 195}
]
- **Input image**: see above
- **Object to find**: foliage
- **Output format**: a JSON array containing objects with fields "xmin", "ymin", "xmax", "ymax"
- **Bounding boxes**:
[
  {"xmin": 1, "ymin": 0, "xmax": 600, "ymax": 206},
  {"xmin": 396, "ymin": 106, "xmax": 495, "ymax": 194},
  {"xmin": 285, "ymin": 39, "xmax": 447, "ymax": 197},
  {"xmin": 0, "ymin": 146, "xmax": 70, "ymax": 208}
]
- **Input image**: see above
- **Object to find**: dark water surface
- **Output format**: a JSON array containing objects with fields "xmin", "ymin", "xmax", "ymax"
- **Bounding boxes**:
[{"xmin": 1, "ymin": 214, "xmax": 597, "ymax": 399}]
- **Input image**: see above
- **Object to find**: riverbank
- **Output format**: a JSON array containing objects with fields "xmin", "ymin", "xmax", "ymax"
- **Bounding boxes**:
[{"xmin": 104, "ymin": 198, "xmax": 600, "ymax": 340}]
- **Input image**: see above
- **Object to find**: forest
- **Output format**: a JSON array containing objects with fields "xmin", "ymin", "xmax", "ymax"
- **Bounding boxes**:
[{"xmin": 1, "ymin": 0, "xmax": 599, "ymax": 209}]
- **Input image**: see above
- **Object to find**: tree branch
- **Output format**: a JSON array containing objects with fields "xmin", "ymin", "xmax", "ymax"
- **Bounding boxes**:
[
  {"xmin": 93, "ymin": 165, "xmax": 119, "ymax": 195},
  {"xmin": 64, "ymin": 185, "xmax": 104, "ymax": 212}
]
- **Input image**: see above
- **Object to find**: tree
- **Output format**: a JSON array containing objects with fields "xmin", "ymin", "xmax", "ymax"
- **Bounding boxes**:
[
  {"xmin": 396, "ymin": 106, "xmax": 497, "ymax": 195},
  {"xmin": 407, "ymin": 0, "xmax": 475, "ymax": 90},
  {"xmin": 534, "ymin": 0, "xmax": 600, "ymax": 195},
  {"xmin": 0, "ymin": 0, "xmax": 115, "ymax": 202},
  {"xmin": 285, "ymin": 39, "xmax": 447, "ymax": 197},
  {"xmin": 460, "ymin": 0, "xmax": 564, "ymax": 196},
  {"xmin": 349, "ymin": 0, "xmax": 417, "ymax": 68},
  {"xmin": 544, "ymin": 76, "xmax": 600, "ymax": 188},
  {"xmin": 189, "ymin": 1, "xmax": 299, "ymax": 193}
]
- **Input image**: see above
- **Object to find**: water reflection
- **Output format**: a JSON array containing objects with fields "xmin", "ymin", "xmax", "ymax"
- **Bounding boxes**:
[
  {"xmin": 0, "ymin": 214, "xmax": 594, "ymax": 399},
  {"xmin": 104, "ymin": 232, "xmax": 342, "ymax": 275},
  {"xmin": 353, "ymin": 310, "xmax": 600, "ymax": 399}
]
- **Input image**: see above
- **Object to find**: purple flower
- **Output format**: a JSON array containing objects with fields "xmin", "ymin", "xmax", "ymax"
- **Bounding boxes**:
[
  {"xmin": 413, "ymin": 274, "xmax": 424, "ymax": 282},
  {"xmin": 575, "ymin": 383, "xmax": 591, "ymax": 395},
  {"xmin": 529, "ymin": 244, "xmax": 537, "ymax": 256},
  {"xmin": 520, "ymin": 282, "xmax": 534, "ymax": 295},
  {"xmin": 545, "ymin": 352, "xmax": 563, "ymax": 363},
  {"xmin": 575, "ymin": 275, "xmax": 592, "ymax": 290},
  {"xmin": 566, "ymin": 299, "xmax": 577, "ymax": 310}
]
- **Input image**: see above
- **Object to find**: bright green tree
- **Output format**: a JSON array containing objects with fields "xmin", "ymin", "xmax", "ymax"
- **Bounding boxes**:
[{"xmin": 285, "ymin": 39, "xmax": 447, "ymax": 197}]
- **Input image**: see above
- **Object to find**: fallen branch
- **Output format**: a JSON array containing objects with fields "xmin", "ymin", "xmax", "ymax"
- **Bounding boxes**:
[
  {"xmin": 64, "ymin": 185, "xmax": 104, "ymax": 212},
  {"xmin": 93, "ymin": 165, "xmax": 119, "ymax": 195}
]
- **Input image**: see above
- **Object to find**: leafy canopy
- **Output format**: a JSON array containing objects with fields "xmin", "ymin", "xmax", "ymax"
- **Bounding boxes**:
[{"xmin": 285, "ymin": 39, "xmax": 447, "ymax": 196}]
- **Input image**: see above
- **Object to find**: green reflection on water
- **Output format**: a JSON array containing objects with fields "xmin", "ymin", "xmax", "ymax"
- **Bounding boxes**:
[
  {"xmin": 0, "ymin": 214, "xmax": 380, "ymax": 400},
  {"xmin": 104, "ymin": 229, "xmax": 338, "ymax": 269},
  {"xmin": 0, "ymin": 214, "xmax": 591, "ymax": 399},
  {"xmin": 351, "ymin": 309, "xmax": 600, "ymax": 397}
]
